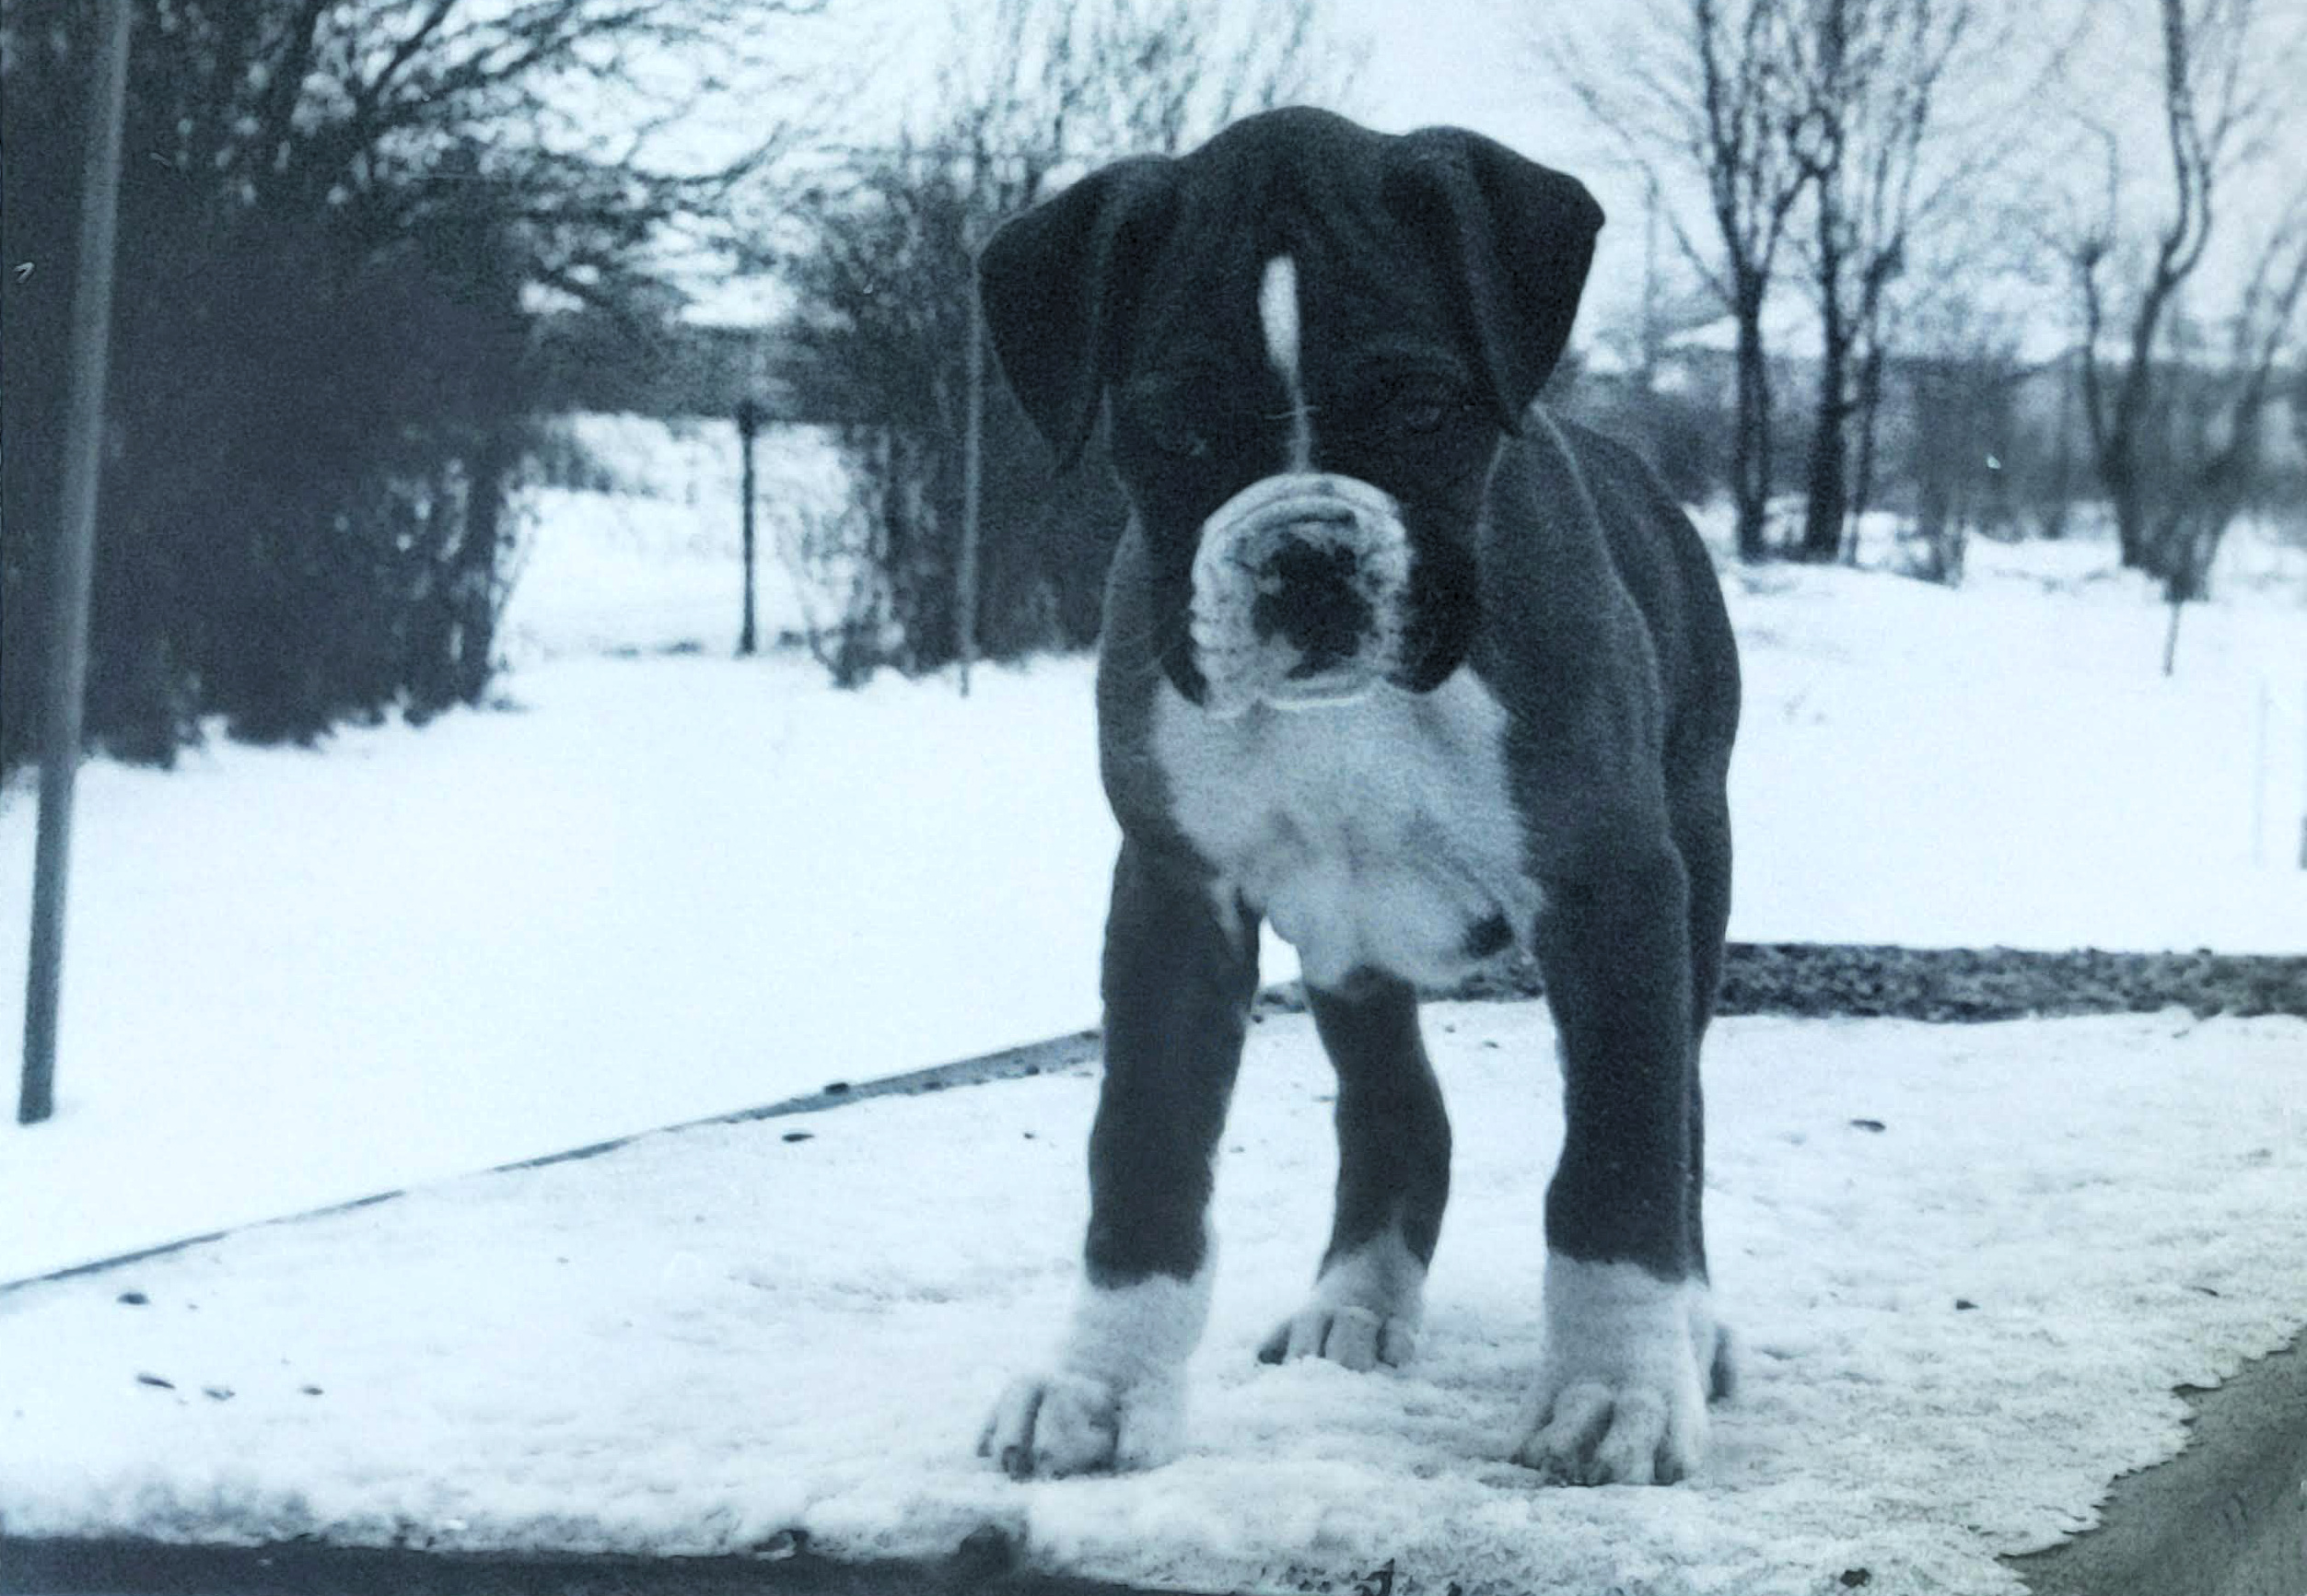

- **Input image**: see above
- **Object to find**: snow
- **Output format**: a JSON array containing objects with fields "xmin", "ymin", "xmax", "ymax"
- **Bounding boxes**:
[
  {"xmin": 501, "ymin": 414, "xmax": 851, "ymax": 662},
  {"xmin": 0, "ymin": 654, "xmax": 1120, "ymax": 1287},
  {"xmin": 0, "ymin": 415, "xmax": 2301, "ymax": 1298},
  {"xmin": 1718, "ymin": 530, "xmax": 2307, "ymax": 951},
  {"xmin": 3, "ymin": 1004, "xmax": 2301, "ymax": 1596}
]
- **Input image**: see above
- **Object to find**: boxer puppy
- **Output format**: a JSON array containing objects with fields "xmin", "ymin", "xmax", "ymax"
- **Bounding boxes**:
[{"xmin": 974, "ymin": 107, "xmax": 1740, "ymax": 1486}]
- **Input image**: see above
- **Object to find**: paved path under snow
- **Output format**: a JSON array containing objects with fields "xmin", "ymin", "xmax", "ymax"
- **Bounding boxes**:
[{"xmin": 4, "ymin": 1005, "xmax": 2303, "ymax": 1596}]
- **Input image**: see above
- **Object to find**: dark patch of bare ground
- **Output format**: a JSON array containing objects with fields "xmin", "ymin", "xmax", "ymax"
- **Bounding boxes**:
[
  {"xmin": 1708, "ymin": 942, "xmax": 2307, "ymax": 1020},
  {"xmin": 7, "ymin": 943, "xmax": 2302, "ymax": 1596},
  {"xmin": 2003, "ymin": 1331, "xmax": 2307, "ymax": 1596},
  {"xmin": 1268, "ymin": 941, "xmax": 2307, "ymax": 1023}
]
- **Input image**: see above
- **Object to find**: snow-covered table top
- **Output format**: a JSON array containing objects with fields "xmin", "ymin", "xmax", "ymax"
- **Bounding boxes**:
[{"xmin": 5, "ymin": 1004, "xmax": 2303, "ymax": 1596}]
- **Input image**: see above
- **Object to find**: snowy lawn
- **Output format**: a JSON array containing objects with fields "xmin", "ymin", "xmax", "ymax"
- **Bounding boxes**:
[
  {"xmin": 4, "ymin": 1002, "xmax": 2302, "ymax": 1596},
  {"xmin": 0, "ymin": 654, "xmax": 1121, "ymax": 1285},
  {"xmin": 499, "ymin": 416, "xmax": 849, "ymax": 663},
  {"xmin": 0, "ymin": 418, "xmax": 2301, "ymax": 1287}
]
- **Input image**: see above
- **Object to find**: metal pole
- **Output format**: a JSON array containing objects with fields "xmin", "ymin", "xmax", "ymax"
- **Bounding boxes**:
[
  {"xmin": 22, "ymin": 0, "xmax": 134, "ymax": 1126},
  {"xmin": 957, "ymin": 261, "xmax": 985, "ymax": 698},
  {"xmin": 737, "ymin": 397, "xmax": 761, "ymax": 658}
]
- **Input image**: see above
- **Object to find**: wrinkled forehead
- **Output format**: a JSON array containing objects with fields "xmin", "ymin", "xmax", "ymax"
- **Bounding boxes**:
[{"xmin": 1124, "ymin": 136, "xmax": 1462, "ymax": 379}]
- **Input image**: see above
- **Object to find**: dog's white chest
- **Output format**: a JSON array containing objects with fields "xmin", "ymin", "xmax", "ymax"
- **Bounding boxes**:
[{"xmin": 1151, "ymin": 670, "xmax": 1538, "ymax": 991}]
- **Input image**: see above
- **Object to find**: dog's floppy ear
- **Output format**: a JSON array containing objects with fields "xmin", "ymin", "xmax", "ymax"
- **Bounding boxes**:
[
  {"xmin": 978, "ymin": 157, "xmax": 1183, "ymax": 468},
  {"xmin": 1383, "ymin": 129, "xmax": 1602, "ymax": 432}
]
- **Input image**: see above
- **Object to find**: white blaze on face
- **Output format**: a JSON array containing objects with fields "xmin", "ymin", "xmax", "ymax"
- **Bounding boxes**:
[
  {"xmin": 1259, "ymin": 254, "xmax": 1313, "ymax": 471},
  {"xmin": 1186, "ymin": 253, "xmax": 1410, "ymax": 716}
]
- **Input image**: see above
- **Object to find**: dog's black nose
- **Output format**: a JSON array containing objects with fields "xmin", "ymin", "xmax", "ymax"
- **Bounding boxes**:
[{"xmin": 1252, "ymin": 536, "xmax": 1372, "ymax": 676}]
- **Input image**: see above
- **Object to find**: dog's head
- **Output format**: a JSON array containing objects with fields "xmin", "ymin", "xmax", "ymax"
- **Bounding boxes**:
[{"xmin": 980, "ymin": 107, "xmax": 1602, "ymax": 716}]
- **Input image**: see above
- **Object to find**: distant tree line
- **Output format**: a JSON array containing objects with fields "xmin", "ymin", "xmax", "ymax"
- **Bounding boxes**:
[
  {"xmin": 1, "ymin": 0, "xmax": 813, "ymax": 773},
  {"xmin": 774, "ymin": 0, "xmax": 2301, "ymax": 693},
  {"xmin": 11, "ymin": 0, "xmax": 2297, "ymax": 762},
  {"xmin": 1541, "ymin": 0, "xmax": 2307, "ymax": 641}
]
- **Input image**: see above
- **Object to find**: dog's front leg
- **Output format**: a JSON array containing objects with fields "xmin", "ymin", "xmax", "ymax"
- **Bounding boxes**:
[
  {"xmin": 981, "ymin": 840, "xmax": 1257, "ymax": 1479},
  {"xmin": 1518, "ymin": 848, "xmax": 1726, "ymax": 1485}
]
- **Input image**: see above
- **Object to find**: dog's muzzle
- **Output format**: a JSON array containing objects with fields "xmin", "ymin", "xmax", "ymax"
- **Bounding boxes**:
[{"xmin": 1188, "ymin": 473, "xmax": 1410, "ymax": 717}]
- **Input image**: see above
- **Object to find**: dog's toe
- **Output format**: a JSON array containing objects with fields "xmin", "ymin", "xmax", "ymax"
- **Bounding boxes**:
[
  {"xmin": 1709, "ymin": 1322, "xmax": 1738, "ymax": 1401},
  {"xmin": 1515, "ymin": 1256, "xmax": 1716, "ymax": 1485},
  {"xmin": 1515, "ymin": 1378, "xmax": 1695, "ymax": 1486},
  {"xmin": 1259, "ymin": 1236, "xmax": 1426, "ymax": 1372},
  {"xmin": 982, "ymin": 1372, "xmax": 1115, "ymax": 1478},
  {"xmin": 1257, "ymin": 1304, "xmax": 1416, "ymax": 1370},
  {"xmin": 980, "ymin": 1369, "xmax": 1183, "ymax": 1479}
]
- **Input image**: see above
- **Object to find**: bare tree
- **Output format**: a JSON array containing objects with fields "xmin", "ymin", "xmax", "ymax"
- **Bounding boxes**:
[
  {"xmin": 2147, "ymin": 200, "xmax": 2307, "ymax": 670},
  {"xmin": 1782, "ymin": 0, "xmax": 2009, "ymax": 562},
  {"xmin": 1556, "ymin": 176, "xmax": 1733, "ymax": 503},
  {"xmin": 1542, "ymin": 0, "xmax": 1813, "ymax": 562},
  {"xmin": 2066, "ymin": 0, "xmax": 2303, "ymax": 574},
  {"xmin": 1898, "ymin": 288, "xmax": 2027, "ymax": 583},
  {"xmin": 936, "ymin": 0, "xmax": 1347, "ymax": 177}
]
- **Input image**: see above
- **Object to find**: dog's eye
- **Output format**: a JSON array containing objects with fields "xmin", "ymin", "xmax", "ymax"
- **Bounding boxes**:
[{"xmin": 1392, "ymin": 393, "xmax": 1456, "ymax": 436}]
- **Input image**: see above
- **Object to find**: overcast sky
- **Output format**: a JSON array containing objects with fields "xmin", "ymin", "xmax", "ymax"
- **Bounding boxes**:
[{"xmin": 682, "ymin": 0, "xmax": 2300, "ymax": 345}]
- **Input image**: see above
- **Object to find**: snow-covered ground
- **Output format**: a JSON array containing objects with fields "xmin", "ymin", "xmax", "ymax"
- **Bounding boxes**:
[
  {"xmin": 1, "ymin": 417, "xmax": 2301, "ymax": 1286},
  {"xmin": 5, "ymin": 1003, "xmax": 2301, "ymax": 1596}
]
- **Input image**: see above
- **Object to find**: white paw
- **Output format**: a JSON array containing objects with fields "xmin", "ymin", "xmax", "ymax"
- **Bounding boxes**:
[
  {"xmin": 1258, "ymin": 1229, "xmax": 1426, "ymax": 1371},
  {"xmin": 980, "ymin": 1265, "xmax": 1211, "ymax": 1479},
  {"xmin": 1258, "ymin": 1302, "xmax": 1418, "ymax": 1369},
  {"xmin": 978, "ymin": 1369, "xmax": 1186, "ymax": 1478},
  {"xmin": 1513, "ymin": 1254, "xmax": 1723, "ymax": 1486}
]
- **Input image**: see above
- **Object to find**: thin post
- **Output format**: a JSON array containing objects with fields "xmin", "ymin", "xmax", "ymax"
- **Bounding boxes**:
[
  {"xmin": 21, "ymin": 0, "xmax": 133, "ymax": 1126},
  {"xmin": 957, "ymin": 260, "xmax": 985, "ymax": 698},
  {"xmin": 736, "ymin": 396, "xmax": 762, "ymax": 658}
]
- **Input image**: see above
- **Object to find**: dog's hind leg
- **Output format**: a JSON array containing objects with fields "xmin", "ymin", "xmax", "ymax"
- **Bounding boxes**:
[
  {"xmin": 1670, "ymin": 780, "xmax": 1737, "ymax": 1401},
  {"xmin": 1258, "ymin": 968, "xmax": 1450, "ymax": 1371},
  {"xmin": 1671, "ymin": 780, "xmax": 1731, "ymax": 1286}
]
